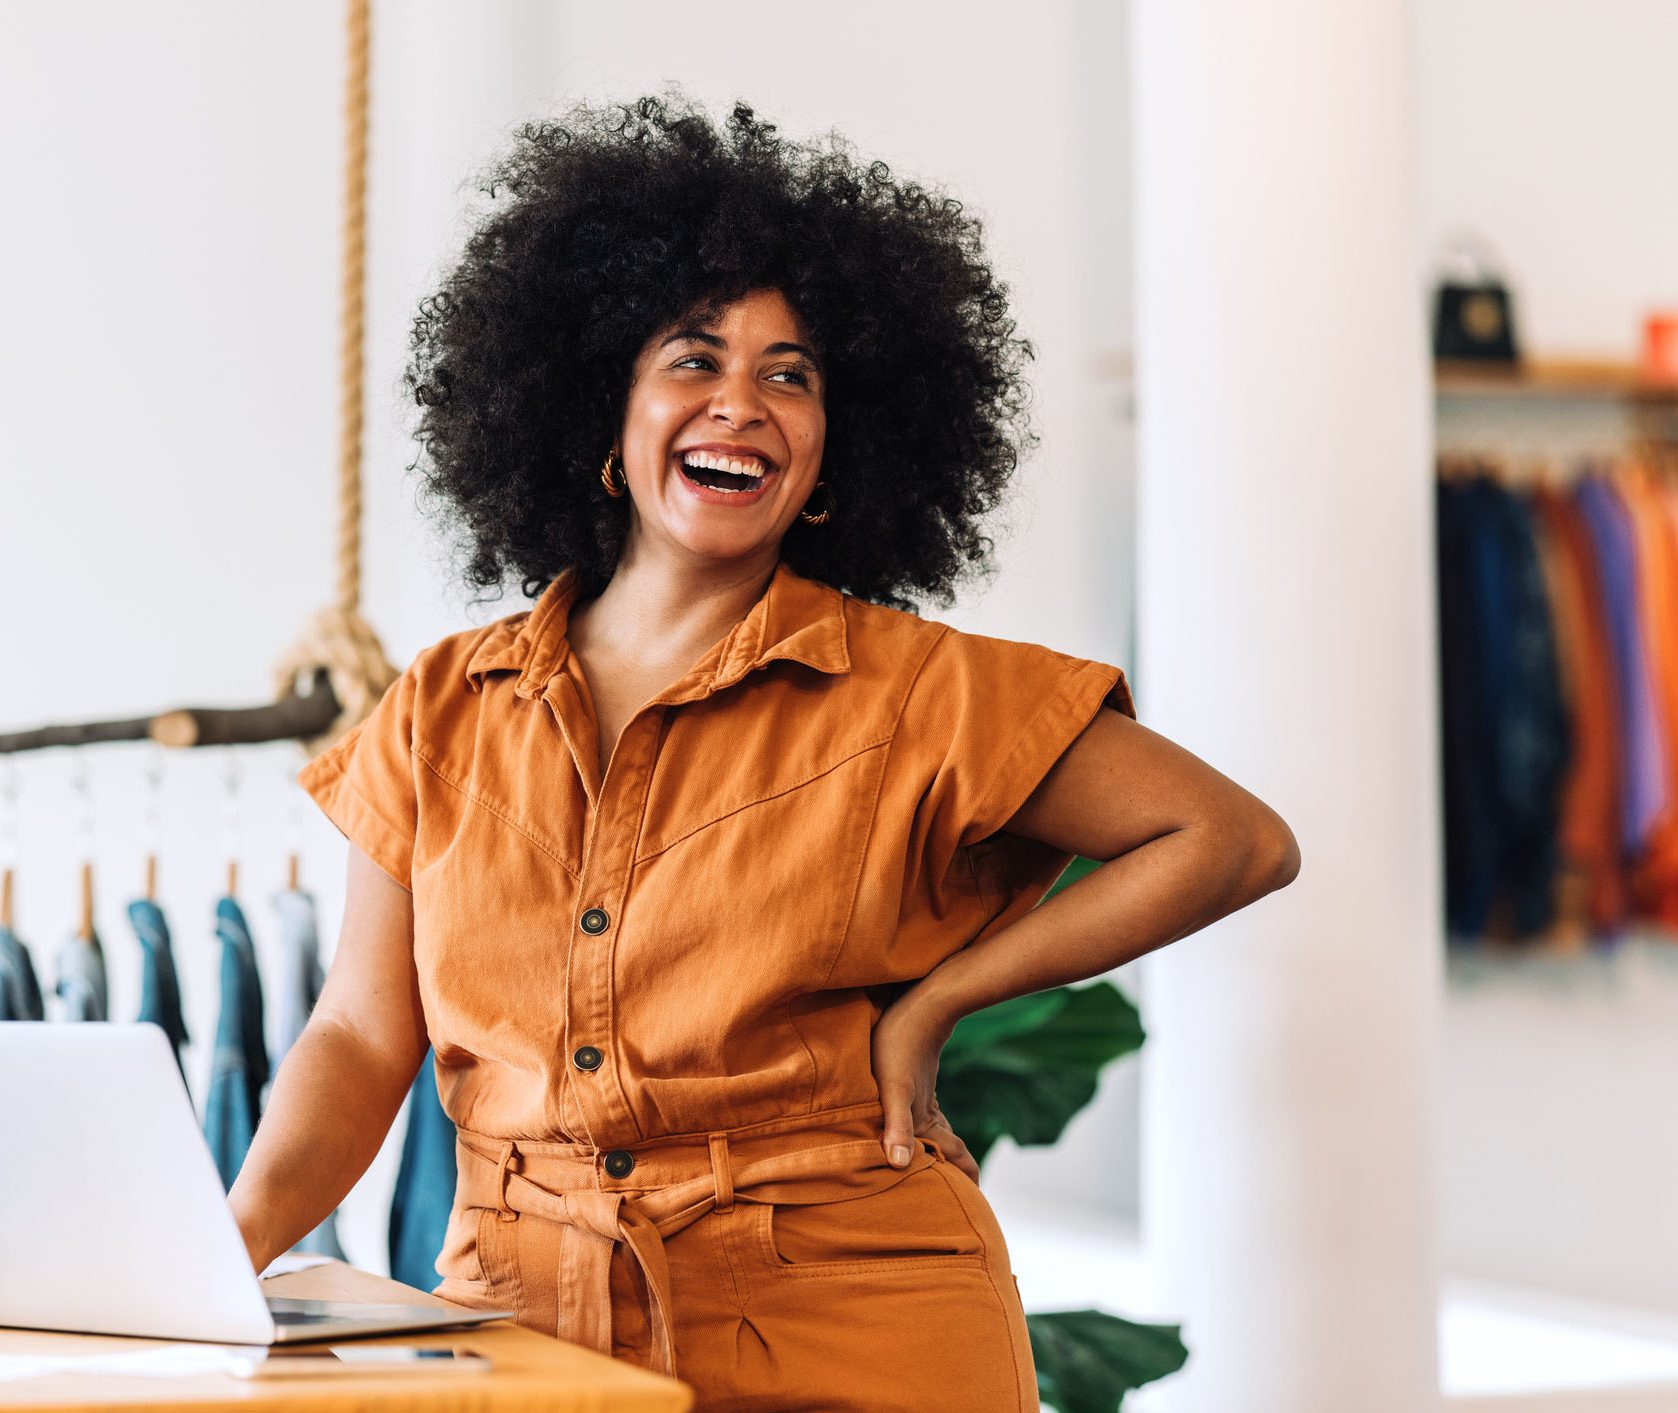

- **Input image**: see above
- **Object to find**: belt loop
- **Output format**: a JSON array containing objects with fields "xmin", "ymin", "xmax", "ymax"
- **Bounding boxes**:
[
  {"xmin": 707, "ymin": 1132, "xmax": 734, "ymax": 1212},
  {"xmin": 495, "ymin": 1139, "xmax": 520, "ymax": 1222}
]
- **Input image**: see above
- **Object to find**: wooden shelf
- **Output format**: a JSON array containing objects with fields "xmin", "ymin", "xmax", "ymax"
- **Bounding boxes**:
[{"xmin": 1435, "ymin": 358, "xmax": 1678, "ymax": 399}]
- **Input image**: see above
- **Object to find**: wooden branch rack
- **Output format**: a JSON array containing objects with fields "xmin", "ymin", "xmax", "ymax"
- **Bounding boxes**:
[{"xmin": 0, "ymin": 668, "xmax": 341, "ymax": 756}]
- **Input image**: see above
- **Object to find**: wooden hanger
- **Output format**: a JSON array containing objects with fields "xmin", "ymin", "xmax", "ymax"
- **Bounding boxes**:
[
  {"xmin": 1, "ymin": 762, "xmax": 15, "ymax": 931},
  {"xmin": 71, "ymin": 760, "xmax": 96, "ymax": 945},
  {"xmin": 143, "ymin": 748, "xmax": 163, "ymax": 903},
  {"xmin": 79, "ymin": 861, "xmax": 95, "ymax": 944},
  {"xmin": 223, "ymin": 752, "xmax": 240, "ymax": 901}
]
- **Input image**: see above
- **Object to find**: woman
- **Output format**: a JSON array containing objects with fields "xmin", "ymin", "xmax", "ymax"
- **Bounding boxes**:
[{"xmin": 231, "ymin": 93, "xmax": 1300, "ymax": 1410}]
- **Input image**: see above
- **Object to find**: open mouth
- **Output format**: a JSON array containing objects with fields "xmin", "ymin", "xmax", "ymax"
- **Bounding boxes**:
[{"xmin": 675, "ymin": 449, "xmax": 776, "ymax": 494}]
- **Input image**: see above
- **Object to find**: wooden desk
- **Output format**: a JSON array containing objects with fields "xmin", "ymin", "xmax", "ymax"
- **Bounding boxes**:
[{"xmin": 0, "ymin": 1261, "xmax": 694, "ymax": 1411}]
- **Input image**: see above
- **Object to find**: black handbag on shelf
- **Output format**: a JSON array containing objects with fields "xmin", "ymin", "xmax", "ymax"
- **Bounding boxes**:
[{"xmin": 1432, "ymin": 238, "xmax": 1521, "ymax": 364}]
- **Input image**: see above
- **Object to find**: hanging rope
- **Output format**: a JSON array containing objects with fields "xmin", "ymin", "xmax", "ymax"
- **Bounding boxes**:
[
  {"xmin": 271, "ymin": 605, "xmax": 396, "ymax": 754},
  {"xmin": 273, "ymin": 0, "xmax": 396, "ymax": 755},
  {"xmin": 338, "ymin": 0, "xmax": 368, "ymax": 619}
]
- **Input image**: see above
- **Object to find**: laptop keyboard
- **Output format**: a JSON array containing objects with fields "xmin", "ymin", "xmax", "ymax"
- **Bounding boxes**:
[{"xmin": 267, "ymin": 1299, "xmax": 441, "ymax": 1325}]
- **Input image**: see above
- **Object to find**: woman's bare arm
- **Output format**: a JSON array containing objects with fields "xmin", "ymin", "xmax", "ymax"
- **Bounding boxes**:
[
  {"xmin": 907, "ymin": 706, "xmax": 1301, "ymax": 1028},
  {"xmin": 228, "ymin": 843, "xmax": 429, "ymax": 1273}
]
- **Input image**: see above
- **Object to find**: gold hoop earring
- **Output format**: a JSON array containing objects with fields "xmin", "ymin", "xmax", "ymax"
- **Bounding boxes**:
[
  {"xmin": 600, "ymin": 446, "xmax": 626, "ymax": 498},
  {"xmin": 798, "ymin": 479, "xmax": 831, "ymax": 525}
]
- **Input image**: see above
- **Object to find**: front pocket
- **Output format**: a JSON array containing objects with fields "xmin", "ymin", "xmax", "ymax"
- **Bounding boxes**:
[
  {"xmin": 429, "ymin": 1199, "xmax": 488, "ymax": 1288},
  {"xmin": 756, "ymin": 1162, "xmax": 988, "ymax": 1276},
  {"xmin": 474, "ymin": 1205, "xmax": 526, "ymax": 1304}
]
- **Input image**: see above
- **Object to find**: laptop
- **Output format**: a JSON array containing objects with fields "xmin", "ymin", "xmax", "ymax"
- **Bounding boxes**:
[{"xmin": 0, "ymin": 1022, "xmax": 513, "ymax": 1344}]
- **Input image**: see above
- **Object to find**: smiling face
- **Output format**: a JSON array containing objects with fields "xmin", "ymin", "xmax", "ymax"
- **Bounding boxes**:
[{"xmin": 616, "ymin": 287, "xmax": 827, "ymax": 566}]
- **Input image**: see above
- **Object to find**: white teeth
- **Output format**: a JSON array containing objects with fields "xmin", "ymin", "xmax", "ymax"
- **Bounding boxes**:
[{"xmin": 680, "ymin": 450, "xmax": 767, "ymax": 478}]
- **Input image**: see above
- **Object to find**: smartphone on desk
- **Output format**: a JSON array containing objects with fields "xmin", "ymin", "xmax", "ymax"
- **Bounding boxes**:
[{"xmin": 232, "ymin": 1345, "xmax": 492, "ymax": 1378}]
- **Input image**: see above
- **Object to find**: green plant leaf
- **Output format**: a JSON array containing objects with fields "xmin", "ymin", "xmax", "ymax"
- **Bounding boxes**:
[
  {"xmin": 939, "ymin": 980, "xmax": 1143, "ymax": 1166},
  {"xmin": 1027, "ymin": 1310, "xmax": 1189, "ymax": 1412},
  {"xmin": 943, "ymin": 988, "xmax": 1069, "ymax": 1054},
  {"xmin": 1044, "ymin": 853, "xmax": 1104, "ymax": 899}
]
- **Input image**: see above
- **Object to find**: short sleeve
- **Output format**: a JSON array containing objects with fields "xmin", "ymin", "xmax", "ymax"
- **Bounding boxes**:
[
  {"xmin": 294, "ymin": 663, "xmax": 419, "ymax": 891},
  {"xmin": 893, "ymin": 624, "xmax": 1136, "ymax": 957},
  {"xmin": 912, "ymin": 625, "xmax": 1136, "ymax": 852}
]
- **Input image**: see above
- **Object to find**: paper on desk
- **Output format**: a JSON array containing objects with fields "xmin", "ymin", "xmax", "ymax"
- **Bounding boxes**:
[
  {"xmin": 259, "ymin": 1251, "xmax": 335, "ymax": 1279},
  {"xmin": 0, "ymin": 1344, "xmax": 267, "ymax": 1382}
]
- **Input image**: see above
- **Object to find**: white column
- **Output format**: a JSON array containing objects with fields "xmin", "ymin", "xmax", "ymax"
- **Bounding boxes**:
[{"xmin": 1130, "ymin": 2, "xmax": 1442, "ymax": 1410}]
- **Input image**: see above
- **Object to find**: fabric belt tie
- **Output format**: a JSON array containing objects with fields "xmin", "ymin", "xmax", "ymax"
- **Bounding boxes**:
[{"xmin": 453, "ymin": 1100, "xmax": 945, "ymax": 1378}]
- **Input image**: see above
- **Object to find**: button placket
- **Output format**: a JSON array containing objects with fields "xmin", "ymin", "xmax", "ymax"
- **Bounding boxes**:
[{"xmin": 564, "ymin": 707, "xmax": 665, "ymax": 1148}]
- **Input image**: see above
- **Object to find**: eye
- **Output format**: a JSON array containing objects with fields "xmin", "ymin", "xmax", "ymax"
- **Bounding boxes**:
[{"xmin": 672, "ymin": 354, "xmax": 813, "ymax": 388}]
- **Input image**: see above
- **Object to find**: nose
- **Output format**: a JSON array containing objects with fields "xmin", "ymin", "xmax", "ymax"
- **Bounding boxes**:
[{"xmin": 707, "ymin": 365, "xmax": 768, "ymax": 429}]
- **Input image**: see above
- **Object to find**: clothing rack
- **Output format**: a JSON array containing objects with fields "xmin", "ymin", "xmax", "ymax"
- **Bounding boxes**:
[{"xmin": 1435, "ymin": 443, "xmax": 1678, "ymax": 955}]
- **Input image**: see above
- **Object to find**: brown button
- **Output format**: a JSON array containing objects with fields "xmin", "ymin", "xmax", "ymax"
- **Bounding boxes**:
[
  {"xmin": 603, "ymin": 1149, "xmax": 635, "ymax": 1179},
  {"xmin": 580, "ymin": 908, "xmax": 609, "ymax": 935},
  {"xmin": 572, "ymin": 1045, "xmax": 603, "ymax": 1071}
]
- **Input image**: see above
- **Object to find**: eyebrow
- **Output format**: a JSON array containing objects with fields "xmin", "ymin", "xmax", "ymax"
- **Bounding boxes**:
[{"xmin": 659, "ymin": 329, "xmax": 821, "ymax": 367}]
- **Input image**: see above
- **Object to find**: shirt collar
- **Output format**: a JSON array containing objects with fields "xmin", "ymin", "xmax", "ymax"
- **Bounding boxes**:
[{"xmin": 463, "ymin": 558, "xmax": 851, "ymax": 701}]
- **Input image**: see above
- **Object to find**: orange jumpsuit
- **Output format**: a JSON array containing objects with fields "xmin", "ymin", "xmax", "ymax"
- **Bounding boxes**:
[{"xmin": 297, "ymin": 559, "xmax": 1135, "ymax": 1411}]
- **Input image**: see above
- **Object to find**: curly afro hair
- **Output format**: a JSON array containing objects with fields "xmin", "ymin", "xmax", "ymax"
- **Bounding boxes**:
[{"xmin": 404, "ymin": 88, "xmax": 1038, "ymax": 615}]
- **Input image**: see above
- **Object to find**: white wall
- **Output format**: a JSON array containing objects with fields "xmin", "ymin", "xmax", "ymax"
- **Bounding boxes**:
[
  {"xmin": 0, "ymin": 0, "xmax": 1141, "ymax": 1276},
  {"xmin": 1416, "ymin": 0, "xmax": 1678, "ymax": 1312}
]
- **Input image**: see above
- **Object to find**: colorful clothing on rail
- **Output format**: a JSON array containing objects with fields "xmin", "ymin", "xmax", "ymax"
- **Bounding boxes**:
[
  {"xmin": 0, "ymin": 925, "xmax": 44, "ymax": 1022},
  {"xmin": 53, "ymin": 931, "xmax": 107, "ymax": 1021},
  {"xmin": 269, "ymin": 886, "xmax": 347, "ymax": 1260},
  {"xmin": 1574, "ymin": 474, "xmax": 1669, "ymax": 851},
  {"xmin": 1529, "ymin": 484, "xmax": 1626, "ymax": 942},
  {"xmin": 205, "ymin": 896, "xmax": 268, "ymax": 1190},
  {"xmin": 1618, "ymin": 468, "xmax": 1678, "ymax": 927},
  {"xmin": 1437, "ymin": 475, "xmax": 1569, "ymax": 941},
  {"xmin": 128, "ymin": 898, "xmax": 189, "ymax": 1083},
  {"xmin": 1440, "ymin": 463, "xmax": 1678, "ymax": 950}
]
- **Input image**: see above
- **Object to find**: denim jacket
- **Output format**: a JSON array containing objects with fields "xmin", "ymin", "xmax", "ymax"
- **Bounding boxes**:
[
  {"xmin": 0, "ymin": 925, "xmax": 45, "ymax": 1021},
  {"xmin": 128, "ymin": 898, "xmax": 189, "ymax": 1083},
  {"xmin": 204, "ymin": 897, "xmax": 268, "ymax": 1190}
]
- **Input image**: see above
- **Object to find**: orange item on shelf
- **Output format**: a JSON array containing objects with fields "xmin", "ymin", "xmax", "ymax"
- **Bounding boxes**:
[{"xmin": 1643, "ymin": 311, "xmax": 1678, "ymax": 385}]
